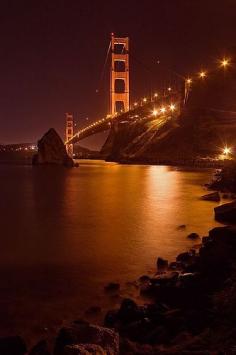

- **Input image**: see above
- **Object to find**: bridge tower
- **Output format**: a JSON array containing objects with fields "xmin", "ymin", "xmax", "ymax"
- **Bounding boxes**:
[
  {"xmin": 65, "ymin": 113, "xmax": 74, "ymax": 157},
  {"xmin": 110, "ymin": 33, "xmax": 129, "ymax": 115}
]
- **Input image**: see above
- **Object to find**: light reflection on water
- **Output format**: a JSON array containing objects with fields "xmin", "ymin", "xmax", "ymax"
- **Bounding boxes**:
[{"xmin": 0, "ymin": 161, "xmax": 222, "ymax": 343}]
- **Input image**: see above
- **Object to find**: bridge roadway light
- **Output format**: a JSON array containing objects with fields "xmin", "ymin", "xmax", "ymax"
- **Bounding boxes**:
[
  {"xmin": 160, "ymin": 106, "xmax": 166, "ymax": 114},
  {"xmin": 186, "ymin": 78, "xmax": 192, "ymax": 85},
  {"xmin": 167, "ymin": 87, "xmax": 172, "ymax": 92},
  {"xmin": 220, "ymin": 58, "xmax": 230, "ymax": 68},
  {"xmin": 154, "ymin": 93, "xmax": 158, "ymax": 98},
  {"xmin": 199, "ymin": 71, "xmax": 207, "ymax": 79},
  {"xmin": 152, "ymin": 108, "xmax": 158, "ymax": 116},
  {"xmin": 223, "ymin": 146, "xmax": 231, "ymax": 156},
  {"xmin": 169, "ymin": 104, "xmax": 176, "ymax": 112}
]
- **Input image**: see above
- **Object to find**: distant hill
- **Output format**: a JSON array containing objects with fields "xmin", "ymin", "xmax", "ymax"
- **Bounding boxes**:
[{"xmin": 73, "ymin": 144, "xmax": 100, "ymax": 159}]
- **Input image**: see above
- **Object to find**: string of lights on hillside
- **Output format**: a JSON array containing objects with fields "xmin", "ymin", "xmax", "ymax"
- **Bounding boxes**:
[{"xmin": 67, "ymin": 56, "xmax": 233, "ymax": 147}]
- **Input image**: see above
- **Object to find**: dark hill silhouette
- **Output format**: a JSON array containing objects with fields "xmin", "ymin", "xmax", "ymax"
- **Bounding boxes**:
[{"xmin": 102, "ymin": 63, "xmax": 236, "ymax": 165}]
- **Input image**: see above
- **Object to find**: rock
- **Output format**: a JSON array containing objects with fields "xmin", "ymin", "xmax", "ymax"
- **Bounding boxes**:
[
  {"xmin": 176, "ymin": 252, "xmax": 192, "ymax": 263},
  {"xmin": 139, "ymin": 275, "xmax": 151, "ymax": 283},
  {"xmin": 214, "ymin": 201, "xmax": 236, "ymax": 223},
  {"xmin": 118, "ymin": 298, "xmax": 142, "ymax": 323},
  {"xmin": 151, "ymin": 272, "xmax": 179, "ymax": 286},
  {"xmin": 169, "ymin": 261, "xmax": 183, "ymax": 270},
  {"xmin": 54, "ymin": 321, "xmax": 119, "ymax": 355},
  {"xmin": 157, "ymin": 257, "xmax": 168, "ymax": 271},
  {"xmin": 104, "ymin": 310, "xmax": 119, "ymax": 328},
  {"xmin": 32, "ymin": 128, "xmax": 74, "ymax": 167},
  {"xmin": 187, "ymin": 233, "xmax": 200, "ymax": 240},
  {"xmin": 0, "ymin": 336, "xmax": 27, "ymax": 355},
  {"xmin": 29, "ymin": 340, "xmax": 50, "ymax": 355},
  {"xmin": 104, "ymin": 283, "xmax": 120, "ymax": 292},
  {"xmin": 64, "ymin": 344, "xmax": 106, "ymax": 354},
  {"xmin": 201, "ymin": 192, "xmax": 220, "ymax": 202},
  {"xmin": 177, "ymin": 224, "xmax": 187, "ymax": 230}
]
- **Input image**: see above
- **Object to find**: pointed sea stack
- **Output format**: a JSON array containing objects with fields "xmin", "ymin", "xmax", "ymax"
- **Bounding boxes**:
[{"xmin": 32, "ymin": 128, "xmax": 74, "ymax": 167}]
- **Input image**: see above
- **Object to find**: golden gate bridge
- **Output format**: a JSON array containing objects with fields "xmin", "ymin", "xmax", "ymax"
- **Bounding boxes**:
[{"xmin": 65, "ymin": 34, "xmax": 233, "ymax": 157}]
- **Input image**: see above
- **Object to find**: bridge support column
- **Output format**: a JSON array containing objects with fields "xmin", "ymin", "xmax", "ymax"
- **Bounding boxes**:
[
  {"xmin": 65, "ymin": 113, "xmax": 74, "ymax": 157},
  {"xmin": 110, "ymin": 33, "xmax": 129, "ymax": 116}
]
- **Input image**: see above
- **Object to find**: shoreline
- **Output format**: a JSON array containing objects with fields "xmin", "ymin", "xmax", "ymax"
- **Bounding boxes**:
[{"xmin": 1, "ymin": 165, "xmax": 236, "ymax": 354}]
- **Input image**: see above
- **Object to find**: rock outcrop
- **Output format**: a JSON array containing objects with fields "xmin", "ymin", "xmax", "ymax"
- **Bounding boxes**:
[
  {"xmin": 210, "ymin": 163, "xmax": 236, "ymax": 192},
  {"xmin": 104, "ymin": 225, "xmax": 236, "ymax": 353},
  {"xmin": 214, "ymin": 200, "xmax": 236, "ymax": 223},
  {"xmin": 101, "ymin": 65, "xmax": 236, "ymax": 165},
  {"xmin": 32, "ymin": 128, "xmax": 74, "ymax": 167},
  {"xmin": 54, "ymin": 320, "xmax": 119, "ymax": 355},
  {"xmin": 201, "ymin": 191, "xmax": 220, "ymax": 202}
]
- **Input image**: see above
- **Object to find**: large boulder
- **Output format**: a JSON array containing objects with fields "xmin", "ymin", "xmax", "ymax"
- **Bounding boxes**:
[
  {"xmin": 214, "ymin": 201, "xmax": 236, "ymax": 223},
  {"xmin": 54, "ymin": 320, "xmax": 119, "ymax": 355},
  {"xmin": 32, "ymin": 128, "xmax": 74, "ymax": 167}
]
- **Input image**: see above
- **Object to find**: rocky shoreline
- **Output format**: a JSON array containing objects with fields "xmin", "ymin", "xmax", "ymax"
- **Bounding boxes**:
[{"xmin": 1, "ymin": 166, "xmax": 236, "ymax": 354}]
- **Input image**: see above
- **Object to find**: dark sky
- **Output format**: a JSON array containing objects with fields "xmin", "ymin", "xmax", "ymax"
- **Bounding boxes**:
[{"xmin": 0, "ymin": 0, "xmax": 236, "ymax": 149}]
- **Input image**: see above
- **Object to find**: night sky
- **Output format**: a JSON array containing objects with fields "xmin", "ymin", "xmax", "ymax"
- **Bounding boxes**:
[{"xmin": 1, "ymin": 0, "xmax": 236, "ymax": 149}]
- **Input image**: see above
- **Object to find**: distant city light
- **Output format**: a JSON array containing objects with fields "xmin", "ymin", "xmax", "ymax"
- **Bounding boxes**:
[
  {"xmin": 143, "ymin": 97, "xmax": 147, "ymax": 102},
  {"xmin": 134, "ymin": 102, "xmax": 138, "ymax": 106},
  {"xmin": 167, "ymin": 87, "xmax": 172, "ymax": 91},
  {"xmin": 154, "ymin": 93, "xmax": 158, "ymax": 98}
]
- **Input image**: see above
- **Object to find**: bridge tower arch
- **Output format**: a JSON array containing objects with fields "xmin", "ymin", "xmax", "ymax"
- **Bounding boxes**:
[
  {"xmin": 110, "ymin": 33, "xmax": 129, "ymax": 115},
  {"xmin": 65, "ymin": 113, "xmax": 74, "ymax": 157}
]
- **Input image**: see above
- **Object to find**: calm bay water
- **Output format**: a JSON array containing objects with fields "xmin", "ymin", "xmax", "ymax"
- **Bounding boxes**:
[{"xmin": 0, "ymin": 160, "xmax": 222, "ymax": 343}]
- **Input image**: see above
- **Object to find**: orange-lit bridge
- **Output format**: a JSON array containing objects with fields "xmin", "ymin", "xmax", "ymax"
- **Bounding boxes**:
[{"xmin": 66, "ymin": 92, "xmax": 181, "ymax": 145}]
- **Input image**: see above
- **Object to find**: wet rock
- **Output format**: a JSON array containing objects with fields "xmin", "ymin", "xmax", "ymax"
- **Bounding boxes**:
[
  {"xmin": 151, "ymin": 272, "xmax": 179, "ymax": 286},
  {"xmin": 64, "ymin": 344, "xmax": 106, "ymax": 354},
  {"xmin": 157, "ymin": 257, "xmax": 168, "ymax": 271},
  {"xmin": 119, "ymin": 318, "xmax": 154, "ymax": 343},
  {"xmin": 187, "ymin": 233, "xmax": 200, "ymax": 240},
  {"xmin": 104, "ymin": 310, "xmax": 119, "ymax": 328},
  {"xmin": 214, "ymin": 201, "xmax": 236, "ymax": 223},
  {"xmin": 118, "ymin": 298, "xmax": 143, "ymax": 323},
  {"xmin": 32, "ymin": 128, "xmax": 74, "ymax": 167},
  {"xmin": 201, "ymin": 192, "xmax": 220, "ymax": 202},
  {"xmin": 54, "ymin": 320, "xmax": 119, "ymax": 355},
  {"xmin": 169, "ymin": 261, "xmax": 183, "ymax": 270},
  {"xmin": 0, "ymin": 336, "xmax": 27, "ymax": 355},
  {"xmin": 176, "ymin": 252, "xmax": 192, "ymax": 263},
  {"xmin": 177, "ymin": 224, "xmax": 187, "ymax": 230},
  {"xmin": 104, "ymin": 283, "xmax": 120, "ymax": 292},
  {"xmin": 29, "ymin": 340, "xmax": 50, "ymax": 355},
  {"xmin": 139, "ymin": 275, "xmax": 151, "ymax": 283}
]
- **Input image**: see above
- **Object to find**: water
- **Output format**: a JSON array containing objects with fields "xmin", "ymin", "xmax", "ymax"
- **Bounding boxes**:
[{"xmin": 0, "ymin": 161, "xmax": 222, "ymax": 344}]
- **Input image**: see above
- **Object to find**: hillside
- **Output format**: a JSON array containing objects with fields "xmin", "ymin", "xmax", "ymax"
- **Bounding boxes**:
[{"xmin": 102, "ymin": 66, "xmax": 236, "ymax": 165}]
